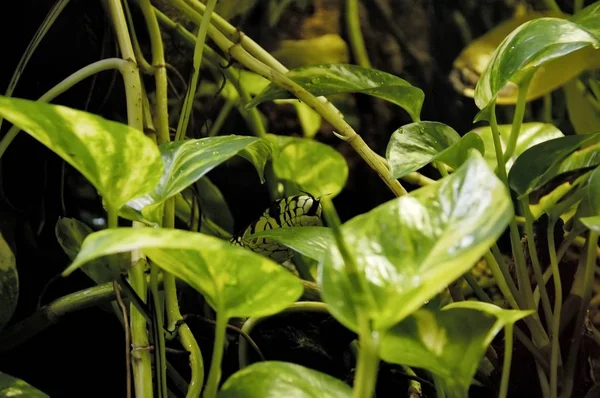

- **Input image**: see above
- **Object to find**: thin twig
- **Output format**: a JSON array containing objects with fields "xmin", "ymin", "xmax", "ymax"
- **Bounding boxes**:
[{"xmin": 114, "ymin": 281, "xmax": 132, "ymax": 398}]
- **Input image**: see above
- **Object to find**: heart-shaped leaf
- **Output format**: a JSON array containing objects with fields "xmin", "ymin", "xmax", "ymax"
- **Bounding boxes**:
[
  {"xmin": 380, "ymin": 302, "xmax": 532, "ymax": 398},
  {"xmin": 63, "ymin": 228, "xmax": 302, "ymax": 318},
  {"xmin": 269, "ymin": 135, "xmax": 348, "ymax": 198},
  {"xmin": 0, "ymin": 372, "xmax": 49, "ymax": 398},
  {"xmin": 508, "ymin": 132, "xmax": 600, "ymax": 197},
  {"xmin": 55, "ymin": 218, "xmax": 129, "ymax": 283},
  {"xmin": 217, "ymin": 361, "xmax": 352, "ymax": 398},
  {"xmin": 471, "ymin": 122, "xmax": 564, "ymax": 171},
  {"xmin": 0, "ymin": 233, "xmax": 17, "ymax": 330},
  {"xmin": 320, "ymin": 150, "xmax": 513, "ymax": 332},
  {"xmin": 386, "ymin": 122, "xmax": 484, "ymax": 178},
  {"xmin": 0, "ymin": 96, "xmax": 162, "ymax": 211},
  {"xmin": 474, "ymin": 18, "xmax": 600, "ymax": 111},
  {"xmin": 123, "ymin": 136, "xmax": 271, "ymax": 225},
  {"xmin": 247, "ymin": 64, "xmax": 424, "ymax": 122}
]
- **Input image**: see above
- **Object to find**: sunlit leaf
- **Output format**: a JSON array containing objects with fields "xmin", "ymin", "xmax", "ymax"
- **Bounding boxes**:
[
  {"xmin": 474, "ymin": 18, "xmax": 600, "ymax": 111},
  {"xmin": 0, "ymin": 96, "xmax": 162, "ymax": 211},
  {"xmin": 218, "ymin": 361, "xmax": 352, "ymax": 398},
  {"xmin": 123, "ymin": 136, "xmax": 271, "ymax": 226},
  {"xmin": 269, "ymin": 135, "xmax": 348, "ymax": 198},
  {"xmin": 0, "ymin": 372, "xmax": 49, "ymax": 398},
  {"xmin": 248, "ymin": 64, "xmax": 424, "ymax": 122},
  {"xmin": 508, "ymin": 132, "xmax": 600, "ymax": 197},
  {"xmin": 386, "ymin": 122, "xmax": 484, "ymax": 178},
  {"xmin": 320, "ymin": 150, "xmax": 513, "ymax": 332},
  {"xmin": 0, "ymin": 233, "xmax": 17, "ymax": 330},
  {"xmin": 572, "ymin": 2, "xmax": 600, "ymax": 39},
  {"xmin": 271, "ymin": 34, "xmax": 350, "ymax": 69},
  {"xmin": 471, "ymin": 122, "xmax": 564, "ymax": 171},
  {"xmin": 380, "ymin": 302, "xmax": 532, "ymax": 398},
  {"xmin": 63, "ymin": 228, "xmax": 302, "ymax": 318},
  {"xmin": 55, "ymin": 218, "xmax": 128, "ymax": 283}
]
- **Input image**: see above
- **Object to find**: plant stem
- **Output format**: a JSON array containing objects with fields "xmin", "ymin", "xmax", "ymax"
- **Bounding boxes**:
[
  {"xmin": 163, "ymin": 198, "xmax": 204, "ymax": 396},
  {"xmin": 0, "ymin": 58, "xmax": 127, "ymax": 159},
  {"xmin": 175, "ymin": 0, "xmax": 217, "ymax": 141},
  {"xmin": 0, "ymin": 282, "xmax": 116, "ymax": 351},
  {"xmin": 114, "ymin": 281, "xmax": 132, "ymax": 398},
  {"xmin": 433, "ymin": 376, "xmax": 446, "ymax": 398},
  {"xmin": 346, "ymin": 0, "xmax": 371, "ymax": 68},
  {"xmin": 574, "ymin": 0, "xmax": 584, "ymax": 12},
  {"xmin": 547, "ymin": 219, "xmax": 563, "ymax": 398},
  {"xmin": 543, "ymin": 94, "xmax": 553, "ymax": 123},
  {"xmin": 168, "ymin": 0, "xmax": 407, "ymax": 197},
  {"xmin": 499, "ymin": 323, "xmax": 514, "ymax": 398},
  {"xmin": 208, "ymin": 100, "xmax": 234, "ymax": 136},
  {"xmin": 105, "ymin": 1, "xmax": 153, "ymax": 396},
  {"xmin": 151, "ymin": 264, "xmax": 168, "ymax": 398},
  {"xmin": 561, "ymin": 230, "xmax": 598, "ymax": 398},
  {"xmin": 353, "ymin": 313, "xmax": 380, "ymax": 398},
  {"xmin": 521, "ymin": 196, "xmax": 554, "ymax": 327},
  {"xmin": 504, "ymin": 72, "xmax": 533, "ymax": 162},
  {"xmin": 203, "ymin": 310, "xmax": 228, "ymax": 398}
]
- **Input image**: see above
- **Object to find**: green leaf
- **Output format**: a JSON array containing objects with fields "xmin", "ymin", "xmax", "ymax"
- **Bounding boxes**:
[
  {"xmin": 587, "ymin": 166, "xmax": 600, "ymax": 215},
  {"xmin": 386, "ymin": 122, "xmax": 484, "ymax": 178},
  {"xmin": 564, "ymin": 79, "xmax": 600, "ymax": 135},
  {"xmin": 320, "ymin": 150, "xmax": 513, "ymax": 332},
  {"xmin": 55, "ymin": 218, "xmax": 128, "ymax": 283},
  {"xmin": 0, "ymin": 372, "xmax": 49, "ymax": 398},
  {"xmin": 0, "ymin": 96, "xmax": 162, "ymax": 211},
  {"xmin": 196, "ymin": 178, "xmax": 234, "ymax": 235},
  {"xmin": 247, "ymin": 226, "xmax": 334, "ymax": 260},
  {"xmin": 508, "ymin": 132, "xmax": 600, "ymax": 197},
  {"xmin": 380, "ymin": 302, "xmax": 532, "ymax": 398},
  {"xmin": 471, "ymin": 122, "xmax": 564, "ymax": 171},
  {"xmin": 63, "ymin": 228, "xmax": 302, "ymax": 318},
  {"xmin": 0, "ymin": 233, "xmax": 17, "ymax": 330},
  {"xmin": 217, "ymin": 361, "xmax": 352, "ymax": 398},
  {"xmin": 269, "ymin": 135, "xmax": 348, "ymax": 198},
  {"xmin": 581, "ymin": 215, "xmax": 600, "ymax": 232},
  {"xmin": 474, "ymin": 18, "xmax": 600, "ymax": 110},
  {"xmin": 271, "ymin": 34, "xmax": 350, "ymax": 69},
  {"xmin": 247, "ymin": 64, "xmax": 425, "ymax": 122},
  {"xmin": 572, "ymin": 2, "xmax": 600, "ymax": 39},
  {"xmin": 123, "ymin": 136, "xmax": 271, "ymax": 225}
]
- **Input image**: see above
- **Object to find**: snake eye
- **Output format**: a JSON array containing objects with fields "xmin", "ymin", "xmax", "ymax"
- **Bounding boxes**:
[{"xmin": 268, "ymin": 202, "xmax": 281, "ymax": 219}]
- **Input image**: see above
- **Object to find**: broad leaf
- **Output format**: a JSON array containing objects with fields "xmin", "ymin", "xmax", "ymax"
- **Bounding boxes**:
[
  {"xmin": 196, "ymin": 178, "xmax": 234, "ymax": 235},
  {"xmin": 247, "ymin": 226, "xmax": 334, "ymax": 260},
  {"xmin": 55, "ymin": 218, "xmax": 129, "ymax": 283},
  {"xmin": 474, "ymin": 18, "xmax": 600, "ymax": 111},
  {"xmin": 123, "ymin": 136, "xmax": 271, "ymax": 225},
  {"xmin": 218, "ymin": 361, "xmax": 352, "ymax": 398},
  {"xmin": 564, "ymin": 79, "xmax": 600, "ymax": 135},
  {"xmin": 572, "ymin": 2, "xmax": 600, "ymax": 39},
  {"xmin": 471, "ymin": 122, "xmax": 564, "ymax": 171},
  {"xmin": 581, "ymin": 216, "xmax": 600, "ymax": 232},
  {"xmin": 509, "ymin": 132, "xmax": 600, "ymax": 197},
  {"xmin": 587, "ymin": 166, "xmax": 600, "ymax": 215},
  {"xmin": 271, "ymin": 34, "xmax": 350, "ymax": 69},
  {"xmin": 248, "ymin": 64, "xmax": 424, "ymax": 122},
  {"xmin": 0, "ymin": 96, "xmax": 162, "ymax": 211},
  {"xmin": 320, "ymin": 150, "xmax": 513, "ymax": 332},
  {"xmin": 0, "ymin": 233, "xmax": 17, "ymax": 330},
  {"xmin": 0, "ymin": 372, "xmax": 49, "ymax": 398},
  {"xmin": 386, "ymin": 122, "xmax": 484, "ymax": 178},
  {"xmin": 63, "ymin": 228, "xmax": 302, "ymax": 318},
  {"xmin": 269, "ymin": 135, "xmax": 348, "ymax": 198},
  {"xmin": 380, "ymin": 302, "xmax": 532, "ymax": 398}
]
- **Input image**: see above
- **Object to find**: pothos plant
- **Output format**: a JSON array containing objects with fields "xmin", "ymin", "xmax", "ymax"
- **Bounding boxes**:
[{"xmin": 0, "ymin": 1, "xmax": 599, "ymax": 398}]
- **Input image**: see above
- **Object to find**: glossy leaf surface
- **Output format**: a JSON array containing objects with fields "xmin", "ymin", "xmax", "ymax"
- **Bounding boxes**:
[
  {"xmin": 474, "ymin": 18, "xmax": 600, "ymax": 110},
  {"xmin": 63, "ymin": 228, "xmax": 302, "ymax": 317},
  {"xmin": 0, "ymin": 96, "xmax": 162, "ymax": 210},
  {"xmin": 386, "ymin": 122, "xmax": 484, "ymax": 178},
  {"xmin": 508, "ymin": 132, "xmax": 600, "ymax": 196},
  {"xmin": 471, "ymin": 122, "xmax": 564, "ymax": 171},
  {"xmin": 218, "ymin": 361, "xmax": 352, "ymax": 398},
  {"xmin": 123, "ymin": 136, "xmax": 271, "ymax": 225},
  {"xmin": 380, "ymin": 302, "xmax": 532, "ymax": 398},
  {"xmin": 248, "ymin": 64, "xmax": 424, "ymax": 121},
  {"xmin": 320, "ymin": 151, "xmax": 513, "ymax": 331},
  {"xmin": 269, "ymin": 135, "xmax": 348, "ymax": 198}
]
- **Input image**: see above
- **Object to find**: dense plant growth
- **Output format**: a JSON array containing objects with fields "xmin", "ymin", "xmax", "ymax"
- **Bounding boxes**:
[{"xmin": 0, "ymin": 1, "xmax": 599, "ymax": 397}]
